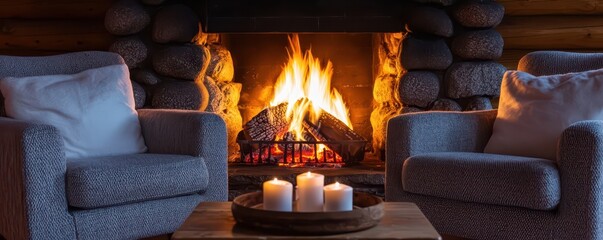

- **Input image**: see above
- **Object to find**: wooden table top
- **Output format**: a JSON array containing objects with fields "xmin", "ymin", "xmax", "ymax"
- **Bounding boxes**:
[{"xmin": 172, "ymin": 202, "xmax": 441, "ymax": 240}]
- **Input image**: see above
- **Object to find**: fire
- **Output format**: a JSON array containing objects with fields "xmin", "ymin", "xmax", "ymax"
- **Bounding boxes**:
[{"xmin": 270, "ymin": 34, "xmax": 352, "ymax": 141}]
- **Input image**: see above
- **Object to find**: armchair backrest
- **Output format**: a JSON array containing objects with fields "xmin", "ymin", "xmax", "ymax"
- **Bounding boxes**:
[
  {"xmin": 518, "ymin": 51, "xmax": 603, "ymax": 76},
  {"xmin": 0, "ymin": 51, "xmax": 125, "ymax": 116}
]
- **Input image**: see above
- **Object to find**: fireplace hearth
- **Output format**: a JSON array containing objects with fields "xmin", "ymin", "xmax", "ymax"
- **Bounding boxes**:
[{"xmin": 103, "ymin": 0, "xmax": 506, "ymax": 163}]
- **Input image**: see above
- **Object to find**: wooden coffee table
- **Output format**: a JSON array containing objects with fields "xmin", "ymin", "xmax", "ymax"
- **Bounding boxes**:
[{"xmin": 172, "ymin": 201, "xmax": 441, "ymax": 240}]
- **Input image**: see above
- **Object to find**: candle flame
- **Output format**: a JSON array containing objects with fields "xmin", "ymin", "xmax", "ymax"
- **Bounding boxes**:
[
  {"xmin": 335, "ymin": 182, "xmax": 340, "ymax": 187},
  {"xmin": 306, "ymin": 171, "xmax": 312, "ymax": 177},
  {"xmin": 273, "ymin": 177, "xmax": 278, "ymax": 181}
]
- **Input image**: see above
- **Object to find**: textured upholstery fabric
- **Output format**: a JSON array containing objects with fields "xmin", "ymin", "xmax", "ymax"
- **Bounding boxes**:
[
  {"xmin": 66, "ymin": 154, "xmax": 208, "ymax": 209},
  {"xmin": 518, "ymin": 51, "xmax": 603, "ymax": 76},
  {"xmin": 557, "ymin": 120, "xmax": 603, "ymax": 240},
  {"xmin": 386, "ymin": 51, "xmax": 603, "ymax": 239},
  {"xmin": 391, "ymin": 121, "xmax": 603, "ymax": 240},
  {"xmin": 138, "ymin": 109, "xmax": 228, "ymax": 201},
  {"xmin": 72, "ymin": 194, "xmax": 203, "ymax": 240},
  {"xmin": 1, "ymin": 52, "xmax": 227, "ymax": 239},
  {"xmin": 0, "ymin": 117, "xmax": 76, "ymax": 240},
  {"xmin": 403, "ymin": 152, "xmax": 560, "ymax": 210},
  {"xmin": 385, "ymin": 110, "xmax": 497, "ymax": 202}
]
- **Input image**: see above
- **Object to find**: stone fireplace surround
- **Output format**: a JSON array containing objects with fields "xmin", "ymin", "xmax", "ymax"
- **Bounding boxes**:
[{"xmin": 104, "ymin": 0, "xmax": 505, "ymax": 198}]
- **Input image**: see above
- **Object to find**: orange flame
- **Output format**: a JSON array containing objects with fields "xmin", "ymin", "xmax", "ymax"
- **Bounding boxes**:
[{"xmin": 270, "ymin": 34, "xmax": 352, "ymax": 141}]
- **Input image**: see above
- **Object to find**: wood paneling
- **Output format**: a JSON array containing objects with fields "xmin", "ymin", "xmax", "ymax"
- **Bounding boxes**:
[
  {"xmin": 0, "ymin": 0, "xmax": 113, "ymax": 56},
  {"xmin": 498, "ymin": 0, "xmax": 603, "ymax": 16},
  {"xmin": 498, "ymin": 0, "xmax": 603, "ymax": 68},
  {"xmin": 0, "ymin": 0, "xmax": 114, "ymax": 19},
  {"xmin": 0, "ymin": 19, "xmax": 113, "ymax": 54},
  {"xmin": 498, "ymin": 16, "xmax": 603, "ymax": 49}
]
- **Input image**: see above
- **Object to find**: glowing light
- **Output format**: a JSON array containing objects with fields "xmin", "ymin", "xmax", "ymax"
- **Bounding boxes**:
[{"xmin": 270, "ymin": 34, "xmax": 352, "ymax": 141}]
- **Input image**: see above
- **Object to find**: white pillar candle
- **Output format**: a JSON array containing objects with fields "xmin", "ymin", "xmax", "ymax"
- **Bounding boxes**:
[
  {"xmin": 296, "ymin": 171, "xmax": 325, "ymax": 212},
  {"xmin": 324, "ymin": 182, "xmax": 353, "ymax": 211},
  {"xmin": 263, "ymin": 178, "xmax": 293, "ymax": 212}
]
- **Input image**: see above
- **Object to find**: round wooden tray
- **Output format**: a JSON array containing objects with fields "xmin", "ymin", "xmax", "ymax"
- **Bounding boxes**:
[{"xmin": 231, "ymin": 191, "xmax": 384, "ymax": 235}]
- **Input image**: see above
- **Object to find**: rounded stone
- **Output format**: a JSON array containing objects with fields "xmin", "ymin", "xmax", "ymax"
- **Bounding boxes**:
[
  {"xmin": 431, "ymin": 99, "xmax": 462, "ymax": 111},
  {"xmin": 207, "ymin": 34, "xmax": 221, "ymax": 44},
  {"xmin": 207, "ymin": 44, "xmax": 235, "ymax": 82},
  {"xmin": 405, "ymin": 6, "xmax": 453, "ymax": 37},
  {"xmin": 370, "ymin": 104, "xmax": 399, "ymax": 152},
  {"xmin": 220, "ymin": 82, "xmax": 242, "ymax": 109},
  {"xmin": 131, "ymin": 81, "xmax": 146, "ymax": 109},
  {"xmin": 398, "ymin": 71, "xmax": 440, "ymax": 108},
  {"xmin": 400, "ymin": 35, "xmax": 453, "ymax": 70},
  {"xmin": 204, "ymin": 76, "xmax": 224, "ymax": 113},
  {"xmin": 151, "ymin": 81, "xmax": 209, "ymax": 110},
  {"xmin": 445, "ymin": 61, "xmax": 506, "ymax": 98},
  {"xmin": 152, "ymin": 4, "xmax": 199, "ymax": 43},
  {"xmin": 465, "ymin": 97, "xmax": 493, "ymax": 111},
  {"xmin": 452, "ymin": 29, "xmax": 504, "ymax": 60},
  {"xmin": 397, "ymin": 106, "xmax": 424, "ymax": 114},
  {"xmin": 411, "ymin": 0, "xmax": 457, "ymax": 6},
  {"xmin": 109, "ymin": 37, "xmax": 148, "ymax": 68},
  {"xmin": 132, "ymin": 69, "xmax": 161, "ymax": 85},
  {"xmin": 373, "ymin": 75, "xmax": 397, "ymax": 104},
  {"xmin": 152, "ymin": 44, "xmax": 210, "ymax": 80},
  {"xmin": 220, "ymin": 108, "xmax": 243, "ymax": 158},
  {"xmin": 452, "ymin": 0, "xmax": 505, "ymax": 28},
  {"xmin": 105, "ymin": 0, "xmax": 150, "ymax": 35}
]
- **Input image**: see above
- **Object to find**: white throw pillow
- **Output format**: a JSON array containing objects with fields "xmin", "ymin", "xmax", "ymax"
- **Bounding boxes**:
[
  {"xmin": 0, "ymin": 64, "xmax": 147, "ymax": 159},
  {"xmin": 484, "ymin": 69, "xmax": 603, "ymax": 160}
]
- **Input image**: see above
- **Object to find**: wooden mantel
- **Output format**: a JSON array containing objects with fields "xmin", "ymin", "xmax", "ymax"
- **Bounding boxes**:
[{"xmin": 0, "ymin": 0, "xmax": 602, "ymax": 69}]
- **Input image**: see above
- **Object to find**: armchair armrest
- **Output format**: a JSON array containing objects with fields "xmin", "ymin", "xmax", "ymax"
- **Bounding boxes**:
[
  {"xmin": 557, "ymin": 120, "xmax": 603, "ymax": 239},
  {"xmin": 137, "ymin": 109, "xmax": 228, "ymax": 201},
  {"xmin": 0, "ymin": 117, "xmax": 75, "ymax": 240},
  {"xmin": 385, "ymin": 110, "xmax": 497, "ymax": 201}
]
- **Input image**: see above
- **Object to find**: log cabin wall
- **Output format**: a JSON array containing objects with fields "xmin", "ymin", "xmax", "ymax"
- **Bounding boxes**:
[
  {"xmin": 0, "ymin": 0, "xmax": 115, "ymax": 56},
  {"xmin": 0, "ymin": 0, "xmax": 600, "ymax": 69},
  {"xmin": 497, "ymin": 0, "xmax": 603, "ymax": 69}
]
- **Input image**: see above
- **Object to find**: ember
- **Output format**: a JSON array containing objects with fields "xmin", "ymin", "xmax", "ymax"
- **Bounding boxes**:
[{"xmin": 237, "ymin": 34, "xmax": 366, "ymax": 167}]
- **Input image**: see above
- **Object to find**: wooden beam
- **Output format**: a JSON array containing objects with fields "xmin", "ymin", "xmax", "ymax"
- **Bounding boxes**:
[
  {"xmin": 0, "ymin": 0, "xmax": 114, "ymax": 19},
  {"xmin": 498, "ymin": 0, "xmax": 603, "ymax": 16},
  {"xmin": 0, "ymin": 19, "xmax": 113, "ymax": 52},
  {"xmin": 497, "ymin": 16, "xmax": 603, "ymax": 49}
]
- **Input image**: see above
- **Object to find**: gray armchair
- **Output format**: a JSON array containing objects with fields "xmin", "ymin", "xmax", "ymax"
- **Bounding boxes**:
[
  {"xmin": 0, "ymin": 51, "xmax": 228, "ymax": 240},
  {"xmin": 386, "ymin": 51, "xmax": 603, "ymax": 240}
]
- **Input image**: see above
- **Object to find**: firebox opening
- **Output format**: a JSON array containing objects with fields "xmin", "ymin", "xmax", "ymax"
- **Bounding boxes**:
[{"xmin": 225, "ymin": 33, "xmax": 375, "ymax": 167}]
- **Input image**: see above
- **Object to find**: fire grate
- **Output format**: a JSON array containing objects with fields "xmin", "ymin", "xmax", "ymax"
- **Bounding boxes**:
[{"xmin": 236, "ymin": 139, "xmax": 366, "ymax": 167}]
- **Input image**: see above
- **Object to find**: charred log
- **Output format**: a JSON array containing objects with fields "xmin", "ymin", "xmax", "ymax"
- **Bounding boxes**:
[{"xmin": 243, "ymin": 103, "xmax": 289, "ymax": 141}]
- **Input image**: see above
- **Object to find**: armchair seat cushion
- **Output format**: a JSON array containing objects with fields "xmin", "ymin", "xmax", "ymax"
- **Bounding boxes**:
[
  {"xmin": 402, "ymin": 152, "xmax": 560, "ymax": 210},
  {"xmin": 66, "ymin": 154, "xmax": 208, "ymax": 209}
]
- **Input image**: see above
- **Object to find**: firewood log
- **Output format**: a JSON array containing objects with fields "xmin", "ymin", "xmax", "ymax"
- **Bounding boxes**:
[
  {"xmin": 305, "ymin": 111, "xmax": 366, "ymax": 162},
  {"xmin": 243, "ymin": 103, "xmax": 289, "ymax": 141}
]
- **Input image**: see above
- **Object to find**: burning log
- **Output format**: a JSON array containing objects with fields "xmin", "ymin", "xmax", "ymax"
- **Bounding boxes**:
[
  {"xmin": 304, "ymin": 111, "xmax": 366, "ymax": 162},
  {"xmin": 278, "ymin": 130, "xmax": 317, "ymax": 154},
  {"xmin": 243, "ymin": 103, "xmax": 289, "ymax": 141},
  {"xmin": 241, "ymin": 101, "xmax": 366, "ymax": 164}
]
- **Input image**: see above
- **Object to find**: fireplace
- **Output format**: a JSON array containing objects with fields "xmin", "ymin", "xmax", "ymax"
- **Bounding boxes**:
[
  {"xmin": 230, "ymin": 34, "xmax": 369, "ymax": 167},
  {"xmin": 103, "ymin": 0, "xmax": 505, "ymax": 167}
]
